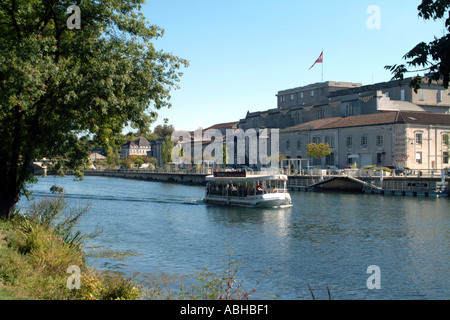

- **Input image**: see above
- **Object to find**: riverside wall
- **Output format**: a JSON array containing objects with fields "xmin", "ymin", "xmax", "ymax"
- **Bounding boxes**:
[{"xmin": 83, "ymin": 169, "xmax": 207, "ymax": 185}]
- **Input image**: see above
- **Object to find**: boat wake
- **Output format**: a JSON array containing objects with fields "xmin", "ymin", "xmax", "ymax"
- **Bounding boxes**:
[{"xmin": 28, "ymin": 191, "xmax": 205, "ymax": 207}]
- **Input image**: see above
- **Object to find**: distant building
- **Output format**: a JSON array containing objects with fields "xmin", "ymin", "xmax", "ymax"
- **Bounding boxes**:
[
  {"xmin": 89, "ymin": 152, "xmax": 106, "ymax": 162},
  {"xmin": 120, "ymin": 137, "xmax": 151, "ymax": 158},
  {"xmin": 149, "ymin": 121, "xmax": 240, "ymax": 167}
]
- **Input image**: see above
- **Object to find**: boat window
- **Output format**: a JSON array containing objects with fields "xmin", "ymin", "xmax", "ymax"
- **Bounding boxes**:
[{"xmin": 256, "ymin": 181, "xmax": 263, "ymax": 194}]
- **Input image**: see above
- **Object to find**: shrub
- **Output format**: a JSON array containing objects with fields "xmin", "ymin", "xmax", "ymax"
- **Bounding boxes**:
[
  {"xmin": 141, "ymin": 245, "xmax": 261, "ymax": 300},
  {"xmin": 75, "ymin": 267, "xmax": 141, "ymax": 300}
]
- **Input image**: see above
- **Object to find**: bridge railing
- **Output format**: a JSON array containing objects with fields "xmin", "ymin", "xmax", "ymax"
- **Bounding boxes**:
[{"xmin": 288, "ymin": 168, "xmax": 449, "ymax": 179}]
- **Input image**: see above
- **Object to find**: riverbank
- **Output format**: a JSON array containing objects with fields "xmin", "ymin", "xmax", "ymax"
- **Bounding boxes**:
[{"xmin": 0, "ymin": 214, "xmax": 140, "ymax": 300}]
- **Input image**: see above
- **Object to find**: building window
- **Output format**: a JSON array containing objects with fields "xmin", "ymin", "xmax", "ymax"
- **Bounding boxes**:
[
  {"xmin": 400, "ymin": 89, "xmax": 405, "ymax": 101},
  {"xmin": 361, "ymin": 136, "xmax": 368, "ymax": 147},
  {"xmin": 286, "ymin": 140, "xmax": 290, "ymax": 150},
  {"xmin": 345, "ymin": 104, "xmax": 354, "ymax": 117},
  {"xmin": 416, "ymin": 151, "xmax": 422, "ymax": 164},
  {"xmin": 419, "ymin": 89, "xmax": 424, "ymax": 101},
  {"xmin": 318, "ymin": 109, "xmax": 325, "ymax": 119},
  {"xmin": 444, "ymin": 152, "xmax": 449, "ymax": 164},
  {"xmin": 325, "ymin": 153, "xmax": 335, "ymax": 166},
  {"xmin": 297, "ymin": 140, "xmax": 301, "ymax": 150},
  {"xmin": 325, "ymin": 136, "xmax": 334, "ymax": 148},
  {"xmin": 312, "ymin": 137, "xmax": 321, "ymax": 144},
  {"xmin": 346, "ymin": 136, "xmax": 353, "ymax": 147},
  {"xmin": 347, "ymin": 155, "xmax": 353, "ymax": 165},
  {"xmin": 300, "ymin": 92, "xmax": 304, "ymax": 99},
  {"xmin": 385, "ymin": 91, "xmax": 390, "ymax": 98},
  {"xmin": 280, "ymin": 96, "xmax": 285, "ymax": 102},
  {"xmin": 376, "ymin": 135, "xmax": 384, "ymax": 146},
  {"xmin": 415, "ymin": 133, "xmax": 423, "ymax": 145},
  {"xmin": 290, "ymin": 94, "xmax": 294, "ymax": 101},
  {"xmin": 311, "ymin": 90, "xmax": 314, "ymax": 97},
  {"xmin": 443, "ymin": 133, "xmax": 449, "ymax": 147},
  {"xmin": 376, "ymin": 153, "xmax": 383, "ymax": 165}
]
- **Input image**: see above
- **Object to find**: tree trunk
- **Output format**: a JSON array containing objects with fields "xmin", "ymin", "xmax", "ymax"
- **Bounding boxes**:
[{"xmin": 0, "ymin": 188, "xmax": 20, "ymax": 219}]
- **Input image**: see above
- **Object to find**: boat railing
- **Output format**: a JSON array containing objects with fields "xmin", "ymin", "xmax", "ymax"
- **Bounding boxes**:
[{"xmin": 244, "ymin": 169, "xmax": 283, "ymax": 176}]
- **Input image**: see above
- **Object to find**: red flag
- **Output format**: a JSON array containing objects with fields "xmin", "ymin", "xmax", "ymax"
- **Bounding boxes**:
[{"xmin": 308, "ymin": 51, "xmax": 323, "ymax": 70}]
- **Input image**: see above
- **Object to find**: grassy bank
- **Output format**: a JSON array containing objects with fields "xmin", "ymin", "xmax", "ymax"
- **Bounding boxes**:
[
  {"xmin": 0, "ymin": 193, "xmax": 142, "ymax": 300},
  {"xmin": 0, "ymin": 216, "xmax": 140, "ymax": 300},
  {"xmin": 0, "ymin": 192, "xmax": 260, "ymax": 300}
]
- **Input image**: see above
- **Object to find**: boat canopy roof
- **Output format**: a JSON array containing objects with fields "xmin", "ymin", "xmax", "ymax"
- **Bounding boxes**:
[{"xmin": 206, "ymin": 173, "xmax": 288, "ymax": 182}]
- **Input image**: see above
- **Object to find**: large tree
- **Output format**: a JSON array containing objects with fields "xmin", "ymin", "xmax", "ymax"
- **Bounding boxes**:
[
  {"xmin": 386, "ymin": 0, "xmax": 450, "ymax": 90},
  {"xmin": 0, "ymin": 0, "xmax": 188, "ymax": 218}
]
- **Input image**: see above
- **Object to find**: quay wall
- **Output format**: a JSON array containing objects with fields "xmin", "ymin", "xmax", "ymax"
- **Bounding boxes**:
[{"xmin": 83, "ymin": 169, "xmax": 207, "ymax": 185}]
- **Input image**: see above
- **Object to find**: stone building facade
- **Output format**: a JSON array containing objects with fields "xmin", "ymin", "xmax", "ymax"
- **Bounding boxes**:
[{"xmin": 280, "ymin": 111, "xmax": 450, "ymax": 170}]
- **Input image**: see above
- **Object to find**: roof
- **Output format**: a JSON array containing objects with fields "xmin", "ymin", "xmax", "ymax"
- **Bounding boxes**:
[
  {"xmin": 122, "ymin": 140, "xmax": 137, "ymax": 147},
  {"xmin": 380, "ymin": 100, "xmax": 426, "ymax": 112},
  {"xmin": 204, "ymin": 121, "xmax": 239, "ymax": 130},
  {"xmin": 282, "ymin": 111, "xmax": 450, "ymax": 132},
  {"xmin": 121, "ymin": 137, "xmax": 150, "ymax": 148},
  {"xmin": 135, "ymin": 137, "xmax": 150, "ymax": 147},
  {"xmin": 206, "ymin": 174, "xmax": 288, "ymax": 182},
  {"xmin": 397, "ymin": 111, "xmax": 450, "ymax": 125},
  {"xmin": 89, "ymin": 152, "xmax": 106, "ymax": 160}
]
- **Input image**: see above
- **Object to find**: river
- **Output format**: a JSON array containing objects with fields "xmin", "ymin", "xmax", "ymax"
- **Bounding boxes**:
[{"xmin": 19, "ymin": 176, "xmax": 449, "ymax": 300}]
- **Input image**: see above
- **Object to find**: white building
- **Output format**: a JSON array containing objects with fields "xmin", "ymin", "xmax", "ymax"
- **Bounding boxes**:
[
  {"xmin": 280, "ymin": 111, "xmax": 450, "ymax": 170},
  {"xmin": 120, "ymin": 137, "xmax": 151, "ymax": 158}
]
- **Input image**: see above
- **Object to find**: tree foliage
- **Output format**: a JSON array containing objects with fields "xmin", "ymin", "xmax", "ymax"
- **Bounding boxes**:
[
  {"xmin": 0, "ymin": 0, "xmax": 188, "ymax": 218},
  {"xmin": 161, "ymin": 136, "xmax": 174, "ymax": 165},
  {"xmin": 306, "ymin": 143, "xmax": 331, "ymax": 163},
  {"xmin": 385, "ymin": 0, "xmax": 450, "ymax": 91},
  {"xmin": 152, "ymin": 124, "xmax": 174, "ymax": 139}
]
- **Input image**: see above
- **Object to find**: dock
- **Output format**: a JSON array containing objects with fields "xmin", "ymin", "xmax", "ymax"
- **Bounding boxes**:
[{"xmin": 287, "ymin": 169, "xmax": 449, "ymax": 198}]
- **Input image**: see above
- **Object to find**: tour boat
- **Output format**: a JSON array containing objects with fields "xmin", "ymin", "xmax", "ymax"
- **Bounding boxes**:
[{"xmin": 204, "ymin": 170, "xmax": 292, "ymax": 207}]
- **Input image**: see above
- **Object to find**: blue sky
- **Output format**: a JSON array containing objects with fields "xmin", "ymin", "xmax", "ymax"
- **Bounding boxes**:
[{"xmin": 139, "ymin": 0, "xmax": 446, "ymax": 132}]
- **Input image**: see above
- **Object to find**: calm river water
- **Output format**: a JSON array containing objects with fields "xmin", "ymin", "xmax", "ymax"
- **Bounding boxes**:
[{"xmin": 19, "ymin": 176, "xmax": 449, "ymax": 300}]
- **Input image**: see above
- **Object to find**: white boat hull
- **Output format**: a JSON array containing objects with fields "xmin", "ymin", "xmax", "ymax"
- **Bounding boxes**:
[{"xmin": 204, "ymin": 193, "xmax": 292, "ymax": 208}]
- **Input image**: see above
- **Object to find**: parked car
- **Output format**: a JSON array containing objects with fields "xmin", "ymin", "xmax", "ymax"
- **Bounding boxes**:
[
  {"xmin": 385, "ymin": 165, "xmax": 408, "ymax": 175},
  {"xmin": 342, "ymin": 165, "xmax": 353, "ymax": 170},
  {"xmin": 375, "ymin": 167, "xmax": 393, "ymax": 173},
  {"xmin": 326, "ymin": 166, "xmax": 341, "ymax": 175}
]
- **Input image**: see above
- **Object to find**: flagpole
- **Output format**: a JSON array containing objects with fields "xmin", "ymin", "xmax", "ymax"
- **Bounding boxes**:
[{"xmin": 321, "ymin": 49, "xmax": 323, "ymax": 83}]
